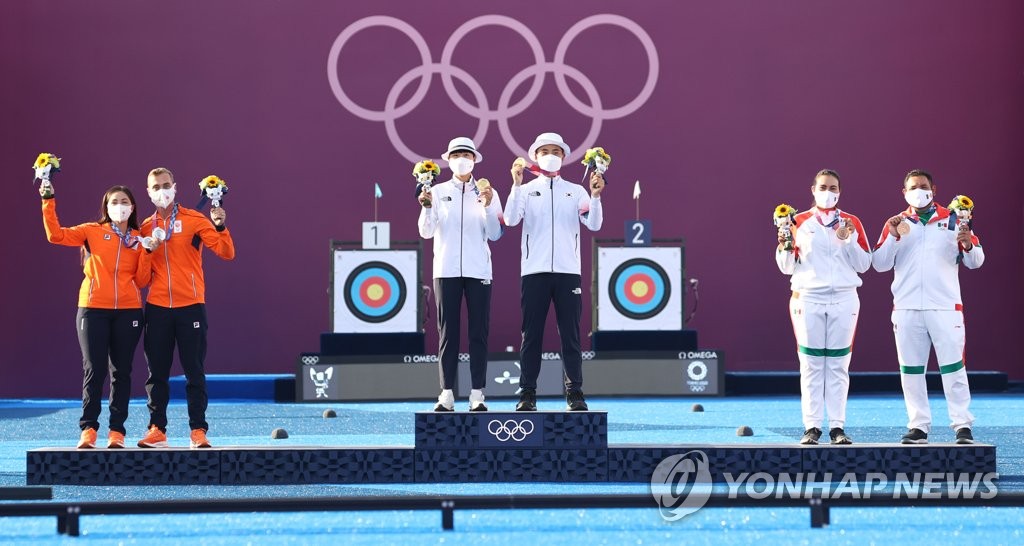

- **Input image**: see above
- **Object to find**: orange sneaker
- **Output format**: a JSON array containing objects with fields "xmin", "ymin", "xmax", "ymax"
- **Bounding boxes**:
[
  {"xmin": 107, "ymin": 430, "xmax": 126, "ymax": 449},
  {"xmin": 137, "ymin": 425, "xmax": 169, "ymax": 448},
  {"xmin": 77, "ymin": 428, "xmax": 97, "ymax": 449},
  {"xmin": 190, "ymin": 428, "xmax": 211, "ymax": 449}
]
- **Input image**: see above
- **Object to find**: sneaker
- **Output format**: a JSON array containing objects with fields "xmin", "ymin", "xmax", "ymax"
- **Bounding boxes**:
[
  {"xmin": 829, "ymin": 428, "xmax": 853, "ymax": 445},
  {"xmin": 901, "ymin": 428, "xmax": 928, "ymax": 444},
  {"xmin": 107, "ymin": 431, "xmax": 126, "ymax": 449},
  {"xmin": 434, "ymin": 389, "xmax": 455, "ymax": 412},
  {"xmin": 77, "ymin": 428, "xmax": 97, "ymax": 449},
  {"xmin": 799, "ymin": 428, "xmax": 822, "ymax": 445},
  {"xmin": 516, "ymin": 389, "xmax": 537, "ymax": 411},
  {"xmin": 190, "ymin": 429, "xmax": 212, "ymax": 449},
  {"xmin": 137, "ymin": 425, "xmax": 169, "ymax": 448},
  {"xmin": 469, "ymin": 389, "xmax": 488, "ymax": 412},
  {"xmin": 566, "ymin": 390, "xmax": 589, "ymax": 411},
  {"xmin": 955, "ymin": 427, "xmax": 975, "ymax": 445}
]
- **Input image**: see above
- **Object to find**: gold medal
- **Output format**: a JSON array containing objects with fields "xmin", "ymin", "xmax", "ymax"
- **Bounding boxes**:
[
  {"xmin": 475, "ymin": 178, "xmax": 491, "ymax": 191},
  {"xmin": 896, "ymin": 221, "xmax": 911, "ymax": 236}
]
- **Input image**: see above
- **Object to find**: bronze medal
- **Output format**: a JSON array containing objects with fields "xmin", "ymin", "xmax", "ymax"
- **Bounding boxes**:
[
  {"xmin": 896, "ymin": 221, "xmax": 911, "ymax": 236},
  {"xmin": 836, "ymin": 226, "xmax": 850, "ymax": 240}
]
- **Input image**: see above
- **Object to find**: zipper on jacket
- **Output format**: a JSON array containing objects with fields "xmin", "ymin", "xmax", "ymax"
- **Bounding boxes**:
[
  {"xmin": 460, "ymin": 181, "xmax": 465, "ymax": 276},
  {"xmin": 113, "ymin": 237, "xmax": 122, "ymax": 309},
  {"xmin": 161, "ymin": 216, "xmax": 174, "ymax": 307},
  {"xmin": 525, "ymin": 234, "xmax": 530, "ymax": 260},
  {"xmin": 550, "ymin": 178, "xmax": 555, "ymax": 272}
]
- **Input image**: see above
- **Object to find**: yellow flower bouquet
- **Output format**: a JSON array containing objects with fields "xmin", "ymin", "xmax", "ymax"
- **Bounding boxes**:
[
  {"xmin": 948, "ymin": 194, "xmax": 973, "ymax": 230},
  {"xmin": 412, "ymin": 160, "xmax": 441, "ymax": 183},
  {"xmin": 32, "ymin": 153, "xmax": 61, "ymax": 197},
  {"xmin": 581, "ymin": 147, "xmax": 611, "ymax": 174},
  {"xmin": 198, "ymin": 175, "xmax": 229, "ymax": 207},
  {"xmin": 948, "ymin": 195, "xmax": 974, "ymax": 212},
  {"xmin": 413, "ymin": 159, "xmax": 441, "ymax": 206},
  {"xmin": 774, "ymin": 203, "xmax": 797, "ymax": 250}
]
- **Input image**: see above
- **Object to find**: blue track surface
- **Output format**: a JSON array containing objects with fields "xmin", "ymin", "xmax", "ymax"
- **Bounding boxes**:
[{"xmin": 1, "ymin": 394, "xmax": 1022, "ymax": 544}]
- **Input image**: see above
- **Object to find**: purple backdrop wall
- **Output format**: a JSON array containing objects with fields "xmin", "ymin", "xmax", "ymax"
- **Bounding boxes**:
[{"xmin": 3, "ymin": 1, "xmax": 1022, "ymax": 397}]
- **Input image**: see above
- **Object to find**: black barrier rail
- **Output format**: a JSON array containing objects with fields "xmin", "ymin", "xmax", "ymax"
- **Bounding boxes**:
[
  {"xmin": 2, "ymin": 492, "xmax": 1023, "ymax": 536},
  {"xmin": 0, "ymin": 487, "xmax": 51, "ymax": 500}
]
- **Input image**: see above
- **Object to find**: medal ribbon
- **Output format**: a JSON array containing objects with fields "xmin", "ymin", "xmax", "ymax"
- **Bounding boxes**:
[
  {"xmin": 160, "ymin": 203, "xmax": 180, "ymax": 240},
  {"xmin": 109, "ymin": 222, "xmax": 136, "ymax": 249},
  {"xmin": 904, "ymin": 204, "xmax": 936, "ymax": 225},
  {"xmin": 814, "ymin": 209, "xmax": 840, "ymax": 230}
]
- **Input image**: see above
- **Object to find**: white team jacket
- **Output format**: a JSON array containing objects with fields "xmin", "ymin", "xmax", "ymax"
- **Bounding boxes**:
[
  {"xmin": 418, "ymin": 177, "xmax": 503, "ymax": 280},
  {"xmin": 503, "ymin": 175, "xmax": 602, "ymax": 276},
  {"xmin": 776, "ymin": 208, "xmax": 872, "ymax": 303},
  {"xmin": 872, "ymin": 205, "xmax": 984, "ymax": 310}
]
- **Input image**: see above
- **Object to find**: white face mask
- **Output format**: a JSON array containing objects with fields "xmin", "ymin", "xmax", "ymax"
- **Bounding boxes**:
[
  {"xmin": 149, "ymin": 187, "xmax": 176, "ymax": 208},
  {"xmin": 107, "ymin": 203, "xmax": 133, "ymax": 223},
  {"xmin": 448, "ymin": 157, "xmax": 474, "ymax": 177},
  {"xmin": 813, "ymin": 190, "xmax": 839, "ymax": 209},
  {"xmin": 536, "ymin": 154, "xmax": 562, "ymax": 173},
  {"xmin": 904, "ymin": 188, "xmax": 933, "ymax": 208}
]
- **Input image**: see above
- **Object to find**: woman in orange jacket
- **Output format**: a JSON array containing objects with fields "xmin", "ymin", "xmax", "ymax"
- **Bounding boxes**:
[{"xmin": 42, "ymin": 183, "xmax": 154, "ymax": 449}]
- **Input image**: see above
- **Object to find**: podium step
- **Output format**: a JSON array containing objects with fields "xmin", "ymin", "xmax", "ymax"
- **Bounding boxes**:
[
  {"xmin": 415, "ymin": 411, "xmax": 608, "ymax": 450},
  {"xmin": 27, "ymin": 412, "xmax": 995, "ymax": 485}
]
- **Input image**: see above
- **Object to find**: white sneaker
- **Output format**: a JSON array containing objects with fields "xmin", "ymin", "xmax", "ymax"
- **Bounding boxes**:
[
  {"xmin": 434, "ymin": 389, "xmax": 454, "ymax": 412},
  {"xmin": 469, "ymin": 389, "xmax": 488, "ymax": 412}
]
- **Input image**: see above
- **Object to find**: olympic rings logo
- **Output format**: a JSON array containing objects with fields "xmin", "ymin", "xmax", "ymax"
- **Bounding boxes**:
[
  {"xmin": 582, "ymin": 351, "xmax": 596, "ymax": 361},
  {"xmin": 301, "ymin": 355, "xmax": 320, "ymax": 365},
  {"xmin": 487, "ymin": 419, "xmax": 536, "ymax": 442},
  {"xmin": 327, "ymin": 14, "xmax": 659, "ymax": 163}
]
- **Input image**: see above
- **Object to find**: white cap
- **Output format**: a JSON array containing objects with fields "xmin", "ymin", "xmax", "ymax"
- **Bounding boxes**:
[
  {"xmin": 441, "ymin": 137, "xmax": 482, "ymax": 162},
  {"xmin": 528, "ymin": 132, "xmax": 570, "ymax": 161}
]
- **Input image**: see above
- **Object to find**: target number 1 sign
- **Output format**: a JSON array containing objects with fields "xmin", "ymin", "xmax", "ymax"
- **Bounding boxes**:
[{"xmin": 362, "ymin": 222, "xmax": 390, "ymax": 249}]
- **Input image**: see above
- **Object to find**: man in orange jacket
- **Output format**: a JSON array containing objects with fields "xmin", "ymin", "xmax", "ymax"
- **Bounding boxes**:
[{"xmin": 137, "ymin": 167, "xmax": 235, "ymax": 449}]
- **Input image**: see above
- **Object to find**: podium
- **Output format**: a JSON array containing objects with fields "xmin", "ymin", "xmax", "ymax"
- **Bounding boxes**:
[{"xmin": 415, "ymin": 412, "xmax": 608, "ymax": 482}]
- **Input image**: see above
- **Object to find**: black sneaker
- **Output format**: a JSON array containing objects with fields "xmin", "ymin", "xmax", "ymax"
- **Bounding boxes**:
[
  {"xmin": 829, "ymin": 428, "xmax": 853, "ymax": 445},
  {"xmin": 901, "ymin": 428, "xmax": 928, "ymax": 444},
  {"xmin": 566, "ymin": 390, "xmax": 588, "ymax": 411},
  {"xmin": 800, "ymin": 428, "xmax": 822, "ymax": 445},
  {"xmin": 516, "ymin": 389, "xmax": 537, "ymax": 411},
  {"xmin": 955, "ymin": 427, "xmax": 974, "ymax": 444}
]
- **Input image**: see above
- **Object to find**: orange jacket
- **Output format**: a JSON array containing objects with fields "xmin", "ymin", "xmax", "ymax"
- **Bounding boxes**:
[
  {"xmin": 42, "ymin": 198, "xmax": 152, "ymax": 309},
  {"xmin": 140, "ymin": 205, "xmax": 235, "ymax": 308}
]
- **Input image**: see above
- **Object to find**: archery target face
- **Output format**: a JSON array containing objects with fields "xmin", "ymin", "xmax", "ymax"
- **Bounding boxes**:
[
  {"xmin": 333, "ymin": 250, "xmax": 417, "ymax": 333},
  {"xmin": 597, "ymin": 247, "xmax": 682, "ymax": 330},
  {"xmin": 344, "ymin": 261, "xmax": 404, "ymax": 322}
]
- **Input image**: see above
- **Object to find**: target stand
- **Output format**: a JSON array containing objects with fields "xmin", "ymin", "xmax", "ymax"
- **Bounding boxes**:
[
  {"xmin": 592, "ymin": 239, "xmax": 694, "ymax": 350},
  {"xmin": 324, "ymin": 240, "xmax": 425, "ymax": 355}
]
